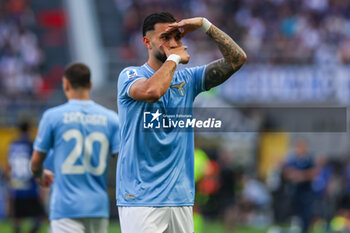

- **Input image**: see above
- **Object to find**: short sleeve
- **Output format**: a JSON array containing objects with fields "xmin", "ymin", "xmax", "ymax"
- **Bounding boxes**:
[
  {"xmin": 118, "ymin": 68, "xmax": 146, "ymax": 99},
  {"xmin": 109, "ymin": 113, "xmax": 120, "ymax": 155},
  {"xmin": 186, "ymin": 65, "xmax": 207, "ymax": 97},
  {"xmin": 33, "ymin": 111, "xmax": 54, "ymax": 153}
]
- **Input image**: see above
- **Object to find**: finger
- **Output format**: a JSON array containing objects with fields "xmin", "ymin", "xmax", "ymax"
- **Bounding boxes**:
[
  {"xmin": 167, "ymin": 24, "xmax": 179, "ymax": 28},
  {"xmin": 176, "ymin": 20, "xmax": 186, "ymax": 27},
  {"xmin": 168, "ymin": 22, "xmax": 179, "ymax": 26},
  {"xmin": 168, "ymin": 20, "xmax": 186, "ymax": 28},
  {"xmin": 169, "ymin": 20, "xmax": 184, "ymax": 27},
  {"xmin": 43, "ymin": 176, "xmax": 53, "ymax": 187},
  {"xmin": 166, "ymin": 23, "xmax": 180, "ymax": 31},
  {"xmin": 43, "ymin": 179, "xmax": 48, "ymax": 187},
  {"xmin": 165, "ymin": 27, "xmax": 180, "ymax": 33},
  {"xmin": 165, "ymin": 26, "xmax": 178, "ymax": 32}
]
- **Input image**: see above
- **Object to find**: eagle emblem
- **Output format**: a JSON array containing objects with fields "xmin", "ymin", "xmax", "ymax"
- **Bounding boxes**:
[{"xmin": 171, "ymin": 81, "xmax": 186, "ymax": 96}]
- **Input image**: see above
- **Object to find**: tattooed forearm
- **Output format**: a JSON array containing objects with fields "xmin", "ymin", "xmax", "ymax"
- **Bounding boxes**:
[
  {"xmin": 169, "ymin": 65, "xmax": 176, "ymax": 76},
  {"xmin": 205, "ymin": 58, "xmax": 234, "ymax": 90},
  {"xmin": 204, "ymin": 24, "xmax": 247, "ymax": 90}
]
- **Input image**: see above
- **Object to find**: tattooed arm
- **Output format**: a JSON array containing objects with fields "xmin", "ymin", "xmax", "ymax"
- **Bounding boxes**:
[
  {"xmin": 204, "ymin": 24, "xmax": 247, "ymax": 90},
  {"xmin": 166, "ymin": 17, "xmax": 247, "ymax": 90},
  {"xmin": 129, "ymin": 45, "xmax": 189, "ymax": 103}
]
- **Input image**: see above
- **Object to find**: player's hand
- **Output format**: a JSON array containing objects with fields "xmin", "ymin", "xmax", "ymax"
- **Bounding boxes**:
[
  {"xmin": 36, "ymin": 169, "xmax": 54, "ymax": 187},
  {"xmin": 166, "ymin": 17, "xmax": 203, "ymax": 37},
  {"xmin": 162, "ymin": 45, "xmax": 190, "ymax": 64}
]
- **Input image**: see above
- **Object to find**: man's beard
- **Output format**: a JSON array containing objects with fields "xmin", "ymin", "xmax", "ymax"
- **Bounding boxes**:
[{"xmin": 155, "ymin": 50, "xmax": 167, "ymax": 63}]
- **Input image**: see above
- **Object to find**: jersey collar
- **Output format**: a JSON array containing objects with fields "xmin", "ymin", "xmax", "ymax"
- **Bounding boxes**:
[
  {"xmin": 143, "ymin": 63, "xmax": 155, "ymax": 74},
  {"xmin": 68, "ymin": 99, "xmax": 94, "ymax": 104}
]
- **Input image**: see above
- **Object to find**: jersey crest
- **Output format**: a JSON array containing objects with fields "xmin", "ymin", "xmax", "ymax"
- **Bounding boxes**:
[{"xmin": 171, "ymin": 81, "xmax": 186, "ymax": 96}]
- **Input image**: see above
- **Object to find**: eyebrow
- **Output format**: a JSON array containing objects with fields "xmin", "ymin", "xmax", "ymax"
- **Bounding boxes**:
[{"xmin": 160, "ymin": 29, "xmax": 181, "ymax": 37}]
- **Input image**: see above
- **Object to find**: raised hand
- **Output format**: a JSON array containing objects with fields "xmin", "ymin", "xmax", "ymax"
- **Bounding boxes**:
[
  {"xmin": 162, "ymin": 45, "xmax": 190, "ymax": 64},
  {"xmin": 165, "ymin": 17, "xmax": 203, "ymax": 37}
]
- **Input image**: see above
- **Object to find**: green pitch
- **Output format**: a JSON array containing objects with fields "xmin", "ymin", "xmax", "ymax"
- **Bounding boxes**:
[{"xmin": 0, "ymin": 220, "xmax": 267, "ymax": 233}]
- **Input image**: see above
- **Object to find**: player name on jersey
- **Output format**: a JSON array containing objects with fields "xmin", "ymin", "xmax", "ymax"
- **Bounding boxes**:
[{"xmin": 63, "ymin": 112, "xmax": 107, "ymax": 126}]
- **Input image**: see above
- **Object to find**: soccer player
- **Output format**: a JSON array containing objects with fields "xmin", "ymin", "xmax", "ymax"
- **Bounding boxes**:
[
  {"xmin": 117, "ymin": 12, "xmax": 247, "ymax": 233},
  {"xmin": 7, "ymin": 121, "xmax": 45, "ymax": 233},
  {"xmin": 30, "ymin": 63, "xmax": 120, "ymax": 233}
]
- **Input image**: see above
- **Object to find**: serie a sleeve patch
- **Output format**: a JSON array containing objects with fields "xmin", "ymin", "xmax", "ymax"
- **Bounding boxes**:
[{"xmin": 126, "ymin": 69, "xmax": 138, "ymax": 79}]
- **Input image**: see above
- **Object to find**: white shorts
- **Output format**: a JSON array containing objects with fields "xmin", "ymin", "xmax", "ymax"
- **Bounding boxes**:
[
  {"xmin": 51, "ymin": 218, "xmax": 108, "ymax": 233},
  {"xmin": 118, "ymin": 206, "xmax": 194, "ymax": 233}
]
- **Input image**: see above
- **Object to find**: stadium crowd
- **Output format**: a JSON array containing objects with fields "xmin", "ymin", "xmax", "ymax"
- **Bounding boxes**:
[
  {"xmin": 114, "ymin": 0, "xmax": 350, "ymax": 65},
  {"xmin": 0, "ymin": 0, "xmax": 43, "ymax": 108}
]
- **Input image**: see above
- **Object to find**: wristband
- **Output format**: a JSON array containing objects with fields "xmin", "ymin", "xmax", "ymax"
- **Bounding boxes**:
[
  {"xmin": 167, "ymin": 54, "xmax": 181, "ymax": 65},
  {"xmin": 200, "ymin": 18, "xmax": 212, "ymax": 33}
]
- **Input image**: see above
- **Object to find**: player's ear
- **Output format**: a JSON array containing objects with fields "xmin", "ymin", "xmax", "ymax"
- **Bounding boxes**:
[
  {"xmin": 143, "ymin": 36, "xmax": 152, "ymax": 49},
  {"xmin": 88, "ymin": 81, "xmax": 92, "ymax": 90}
]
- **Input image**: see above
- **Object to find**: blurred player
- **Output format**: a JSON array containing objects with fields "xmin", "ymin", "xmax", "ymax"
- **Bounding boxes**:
[
  {"xmin": 30, "ymin": 63, "xmax": 120, "ymax": 233},
  {"xmin": 117, "ymin": 12, "xmax": 246, "ymax": 233},
  {"xmin": 284, "ymin": 138, "xmax": 319, "ymax": 233},
  {"xmin": 7, "ymin": 121, "xmax": 45, "ymax": 233}
]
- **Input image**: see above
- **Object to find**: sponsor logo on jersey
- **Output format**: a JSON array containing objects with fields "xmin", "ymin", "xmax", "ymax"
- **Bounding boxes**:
[{"xmin": 125, "ymin": 194, "xmax": 135, "ymax": 200}]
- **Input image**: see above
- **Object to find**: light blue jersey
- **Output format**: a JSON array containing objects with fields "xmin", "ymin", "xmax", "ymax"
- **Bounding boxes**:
[
  {"xmin": 43, "ymin": 150, "xmax": 54, "ymax": 172},
  {"xmin": 34, "ymin": 99, "xmax": 120, "ymax": 220},
  {"xmin": 117, "ymin": 63, "xmax": 206, "ymax": 206}
]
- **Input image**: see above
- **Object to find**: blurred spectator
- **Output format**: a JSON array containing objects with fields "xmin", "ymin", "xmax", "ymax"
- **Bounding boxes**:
[
  {"xmin": 113, "ymin": 0, "xmax": 350, "ymax": 65},
  {"xmin": 242, "ymin": 175, "xmax": 271, "ymax": 209},
  {"xmin": 6, "ymin": 121, "xmax": 45, "ymax": 233},
  {"xmin": 343, "ymin": 158, "xmax": 350, "ymax": 196},
  {"xmin": 312, "ymin": 157, "xmax": 332, "ymax": 223},
  {"xmin": 0, "ymin": 0, "xmax": 43, "ymax": 107},
  {"xmin": 216, "ymin": 149, "xmax": 237, "ymax": 232},
  {"xmin": 0, "ymin": 167, "xmax": 7, "ymax": 220},
  {"xmin": 330, "ymin": 194, "xmax": 350, "ymax": 232},
  {"xmin": 194, "ymin": 145, "xmax": 223, "ymax": 232},
  {"xmin": 240, "ymin": 175, "xmax": 272, "ymax": 227},
  {"xmin": 268, "ymin": 163, "xmax": 294, "ymax": 225},
  {"xmin": 284, "ymin": 138, "xmax": 320, "ymax": 233}
]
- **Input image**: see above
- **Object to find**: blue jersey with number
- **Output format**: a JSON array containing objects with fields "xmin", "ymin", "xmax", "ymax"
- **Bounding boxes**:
[
  {"xmin": 34, "ymin": 99, "xmax": 120, "ymax": 220},
  {"xmin": 8, "ymin": 136, "xmax": 39, "ymax": 198},
  {"xmin": 117, "ymin": 63, "xmax": 206, "ymax": 206}
]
